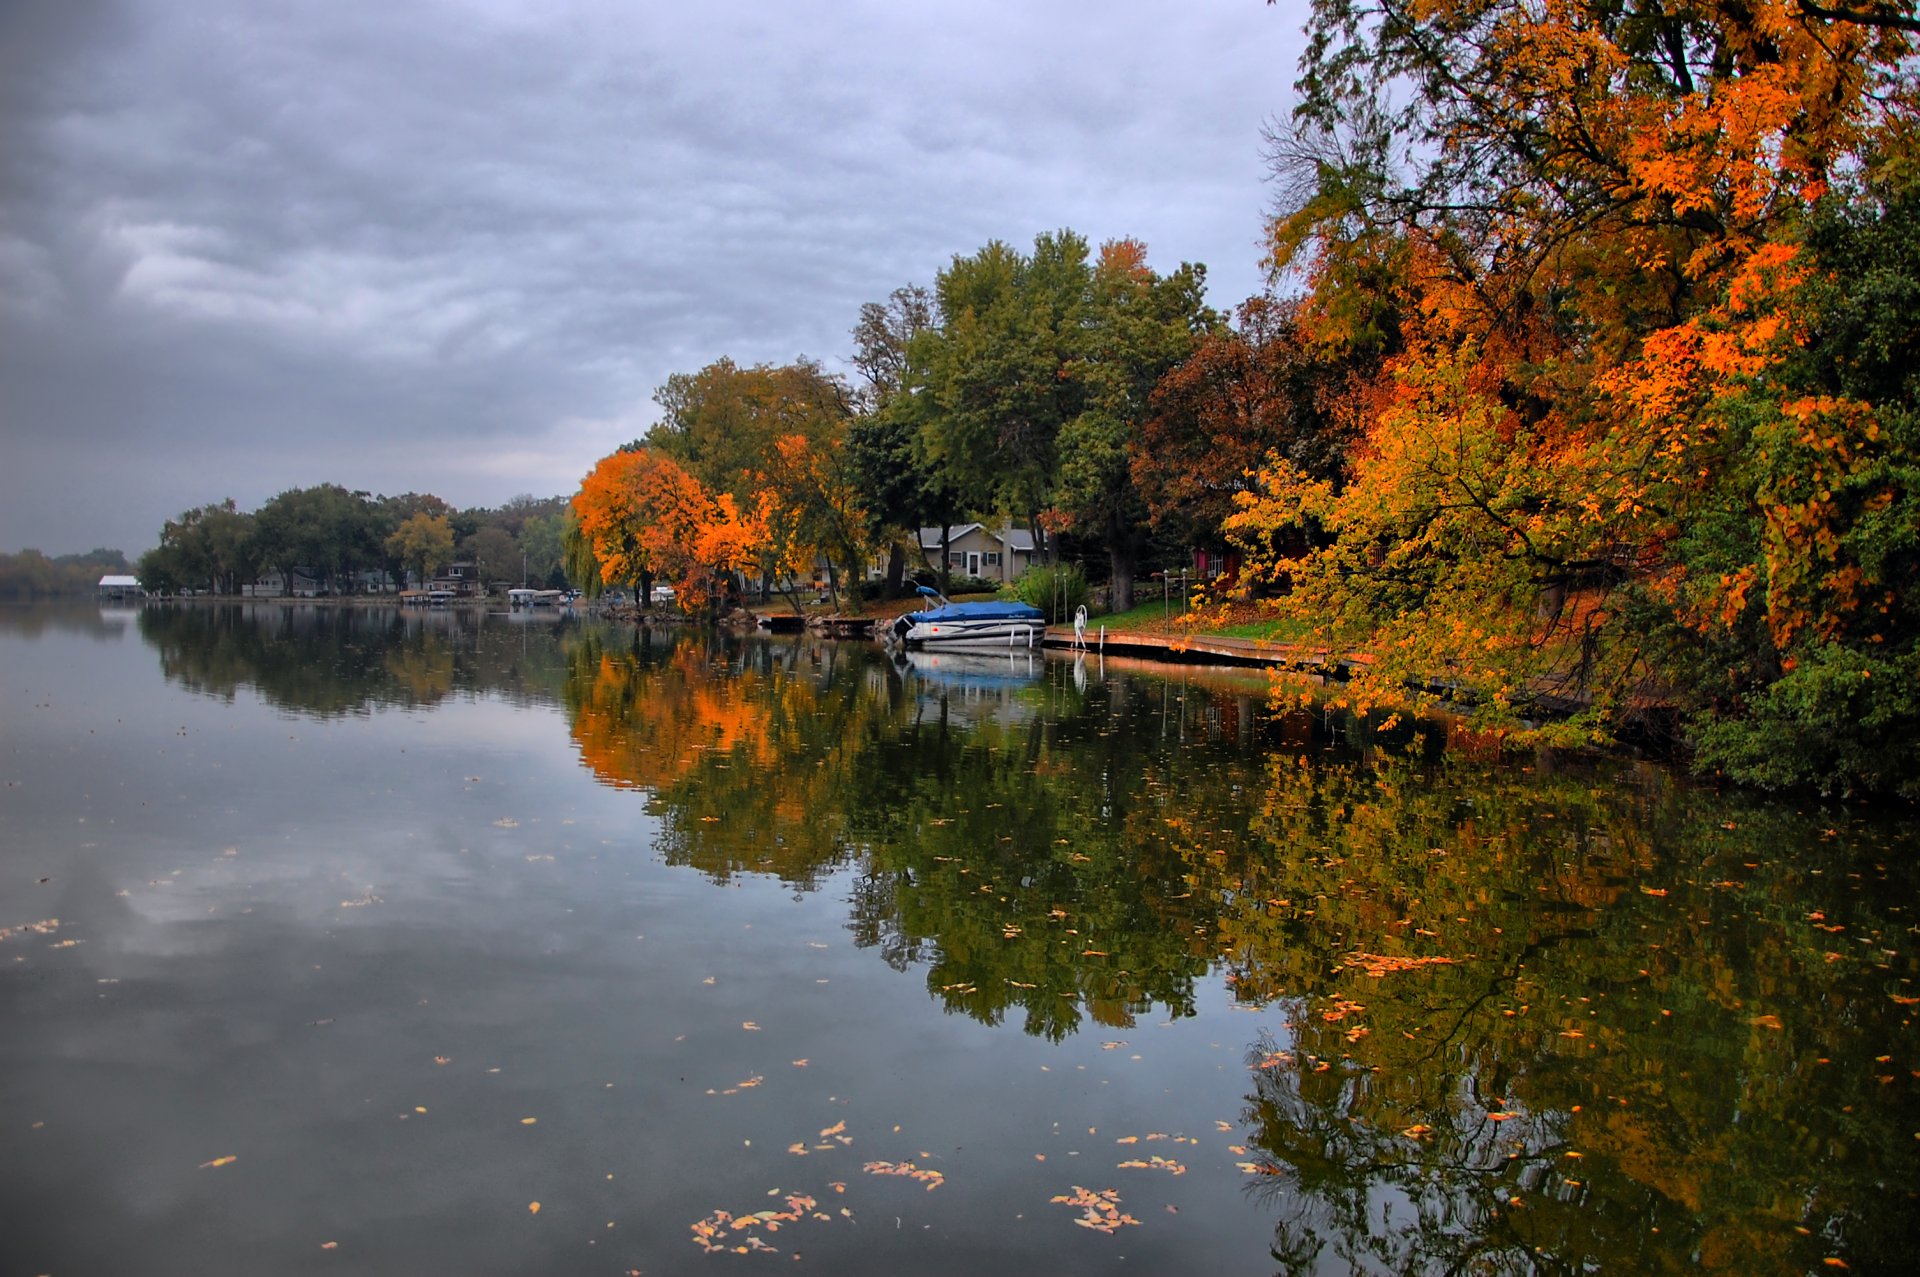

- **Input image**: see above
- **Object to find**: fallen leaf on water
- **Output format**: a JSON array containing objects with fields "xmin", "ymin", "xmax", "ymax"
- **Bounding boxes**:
[
  {"xmin": 742, "ymin": 1021, "xmax": 760, "ymax": 1031},
  {"xmin": 863, "ymin": 1160, "xmax": 944, "ymax": 1191},
  {"xmin": 528, "ymin": 1201, "xmax": 540, "ymax": 1215},
  {"xmin": 1049, "ymin": 1185, "xmax": 1138, "ymax": 1233},
  {"xmin": 320, "ymin": 1241, "xmax": 338, "ymax": 1250},
  {"xmin": 520, "ymin": 1117, "xmax": 538, "ymax": 1125},
  {"xmin": 199, "ymin": 1156, "xmax": 237, "ymax": 1169},
  {"xmin": 432, "ymin": 1056, "xmax": 450, "ymax": 1066}
]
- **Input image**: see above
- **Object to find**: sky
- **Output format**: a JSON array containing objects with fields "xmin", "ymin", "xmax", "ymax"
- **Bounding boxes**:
[{"xmin": 0, "ymin": 0, "xmax": 1307, "ymax": 556}]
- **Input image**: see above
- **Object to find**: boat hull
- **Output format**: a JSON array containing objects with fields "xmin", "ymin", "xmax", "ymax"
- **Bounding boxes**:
[{"xmin": 896, "ymin": 617, "xmax": 1045, "ymax": 647}]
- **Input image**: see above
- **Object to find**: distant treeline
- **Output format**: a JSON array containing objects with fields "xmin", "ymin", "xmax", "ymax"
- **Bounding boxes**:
[
  {"xmin": 136, "ymin": 488, "xmax": 572, "ymax": 597},
  {"xmin": 0, "ymin": 547, "xmax": 132, "ymax": 599}
]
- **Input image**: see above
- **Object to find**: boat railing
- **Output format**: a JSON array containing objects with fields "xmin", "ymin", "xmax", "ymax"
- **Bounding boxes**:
[{"xmin": 1009, "ymin": 624, "xmax": 1035, "ymax": 649}]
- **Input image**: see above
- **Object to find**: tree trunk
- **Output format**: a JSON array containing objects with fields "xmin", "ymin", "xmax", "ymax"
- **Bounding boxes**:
[
  {"xmin": 884, "ymin": 540, "xmax": 905, "ymax": 598},
  {"xmin": 1109, "ymin": 543, "xmax": 1135, "ymax": 614},
  {"xmin": 939, "ymin": 525, "xmax": 952, "ymax": 595}
]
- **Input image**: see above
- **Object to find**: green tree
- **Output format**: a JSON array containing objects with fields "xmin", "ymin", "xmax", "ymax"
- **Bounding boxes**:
[
  {"xmin": 461, "ymin": 525, "xmax": 520, "ymax": 588},
  {"xmin": 141, "ymin": 501, "xmax": 259, "ymax": 595},
  {"xmin": 1053, "ymin": 239, "xmax": 1214, "ymax": 610},
  {"xmin": 518, "ymin": 512, "xmax": 568, "ymax": 589},
  {"xmin": 254, "ymin": 485, "xmax": 382, "ymax": 595},
  {"xmin": 915, "ymin": 231, "xmax": 1096, "ymax": 563}
]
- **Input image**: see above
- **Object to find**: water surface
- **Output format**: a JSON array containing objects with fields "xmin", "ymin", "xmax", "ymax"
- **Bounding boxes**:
[{"xmin": 2, "ymin": 602, "xmax": 1916, "ymax": 1275}]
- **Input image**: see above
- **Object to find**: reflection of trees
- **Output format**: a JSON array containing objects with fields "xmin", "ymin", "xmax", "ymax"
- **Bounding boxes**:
[
  {"xmin": 569, "ymin": 632, "xmax": 1919, "ymax": 1268},
  {"xmin": 564, "ymin": 632, "xmax": 897, "ymax": 889},
  {"xmin": 139, "ymin": 604, "xmax": 577, "ymax": 716},
  {"xmin": 1198, "ymin": 751, "xmax": 1920, "ymax": 1275}
]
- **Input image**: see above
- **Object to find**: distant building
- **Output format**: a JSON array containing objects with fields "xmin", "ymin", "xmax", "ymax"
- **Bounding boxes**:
[
  {"xmin": 246, "ymin": 569, "xmax": 325, "ymax": 597},
  {"xmin": 916, "ymin": 524, "xmax": 1036, "ymax": 585},
  {"xmin": 97, "ymin": 574, "xmax": 143, "ymax": 600}
]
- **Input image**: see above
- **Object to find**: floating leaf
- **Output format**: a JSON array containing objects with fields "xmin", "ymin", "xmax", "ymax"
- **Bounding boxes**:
[{"xmin": 199, "ymin": 1155, "xmax": 237, "ymax": 1169}]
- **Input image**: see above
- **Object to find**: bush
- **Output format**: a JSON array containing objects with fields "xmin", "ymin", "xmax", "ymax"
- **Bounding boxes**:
[{"xmin": 1009, "ymin": 562, "xmax": 1089, "ymax": 624}]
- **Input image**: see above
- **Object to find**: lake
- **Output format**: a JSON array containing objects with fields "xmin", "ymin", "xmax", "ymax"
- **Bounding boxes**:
[{"xmin": 2, "ymin": 601, "xmax": 1916, "ymax": 1275}]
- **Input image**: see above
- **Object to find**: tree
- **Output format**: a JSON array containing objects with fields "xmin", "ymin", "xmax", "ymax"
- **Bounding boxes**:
[
  {"xmin": 140, "ymin": 501, "xmax": 260, "ymax": 595},
  {"xmin": 1135, "ymin": 296, "xmax": 1361, "ymax": 553},
  {"xmin": 752, "ymin": 433, "xmax": 871, "ymax": 610},
  {"xmin": 648, "ymin": 358, "xmax": 852, "ymax": 503},
  {"xmin": 915, "ymin": 231, "xmax": 1098, "ymax": 563},
  {"xmin": 385, "ymin": 513, "xmax": 454, "ymax": 588},
  {"xmin": 518, "ymin": 512, "xmax": 568, "ymax": 589},
  {"xmin": 571, "ymin": 447, "xmax": 713, "ymax": 605},
  {"xmin": 462, "ymin": 525, "xmax": 520, "ymax": 587},
  {"xmin": 1227, "ymin": 0, "xmax": 1919, "ymax": 788},
  {"xmin": 1052, "ymin": 239, "xmax": 1215, "ymax": 610},
  {"xmin": 254, "ymin": 485, "xmax": 382, "ymax": 595}
]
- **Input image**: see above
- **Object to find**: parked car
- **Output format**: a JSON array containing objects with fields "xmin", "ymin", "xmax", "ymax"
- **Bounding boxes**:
[{"xmin": 650, "ymin": 585, "xmax": 676, "ymax": 605}]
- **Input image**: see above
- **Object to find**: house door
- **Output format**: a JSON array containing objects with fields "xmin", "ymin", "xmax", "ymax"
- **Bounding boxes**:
[{"xmin": 967, "ymin": 552, "xmax": 980, "ymax": 577}]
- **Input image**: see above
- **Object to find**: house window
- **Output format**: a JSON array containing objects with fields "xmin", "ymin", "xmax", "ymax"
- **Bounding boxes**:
[
  {"xmin": 948, "ymin": 553, "xmax": 964, "ymax": 568},
  {"xmin": 983, "ymin": 552, "xmax": 1002, "ymax": 567}
]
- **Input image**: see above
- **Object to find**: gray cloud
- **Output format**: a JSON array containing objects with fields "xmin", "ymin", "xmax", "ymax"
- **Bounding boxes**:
[{"xmin": 0, "ymin": 0, "xmax": 1301, "ymax": 554}]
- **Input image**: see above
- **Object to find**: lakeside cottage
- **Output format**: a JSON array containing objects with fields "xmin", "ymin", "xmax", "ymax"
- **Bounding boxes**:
[{"xmin": 916, "ymin": 524, "xmax": 1035, "ymax": 585}]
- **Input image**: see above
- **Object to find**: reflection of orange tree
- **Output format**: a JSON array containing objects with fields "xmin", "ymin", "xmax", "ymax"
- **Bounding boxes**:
[
  {"xmin": 1188, "ymin": 749, "xmax": 1920, "ymax": 1275},
  {"xmin": 563, "ymin": 634, "xmax": 896, "ymax": 887}
]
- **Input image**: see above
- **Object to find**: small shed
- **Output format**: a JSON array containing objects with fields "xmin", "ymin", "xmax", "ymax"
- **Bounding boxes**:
[{"xmin": 98, "ymin": 574, "xmax": 143, "ymax": 600}]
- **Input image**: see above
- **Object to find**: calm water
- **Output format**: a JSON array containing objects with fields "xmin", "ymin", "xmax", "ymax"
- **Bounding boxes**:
[{"xmin": 2, "ymin": 602, "xmax": 1917, "ymax": 1276}]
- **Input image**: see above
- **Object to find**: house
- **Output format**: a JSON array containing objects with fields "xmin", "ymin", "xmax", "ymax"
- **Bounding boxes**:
[
  {"xmin": 429, "ymin": 562, "xmax": 482, "ymax": 596},
  {"xmin": 916, "ymin": 524, "xmax": 1036, "ymax": 586},
  {"xmin": 97, "ymin": 574, "xmax": 143, "ymax": 600},
  {"xmin": 245, "ymin": 569, "xmax": 325, "ymax": 597}
]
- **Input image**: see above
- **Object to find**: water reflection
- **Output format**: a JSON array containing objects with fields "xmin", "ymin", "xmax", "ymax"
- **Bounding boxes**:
[
  {"xmin": 138, "ymin": 602, "xmax": 579, "ymax": 716},
  {"xmin": 557, "ymin": 627, "xmax": 1920, "ymax": 1270},
  {"xmin": 102, "ymin": 606, "xmax": 1920, "ymax": 1272}
]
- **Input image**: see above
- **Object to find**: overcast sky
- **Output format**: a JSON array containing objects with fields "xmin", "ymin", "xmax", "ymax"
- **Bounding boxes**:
[{"xmin": 1, "ymin": 0, "xmax": 1305, "ymax": 555}]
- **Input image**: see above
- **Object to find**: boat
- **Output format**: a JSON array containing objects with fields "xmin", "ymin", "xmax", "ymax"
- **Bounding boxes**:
[{"xmin": 890, "ymin": 588, "xmax": 1046, "ymax": 648}]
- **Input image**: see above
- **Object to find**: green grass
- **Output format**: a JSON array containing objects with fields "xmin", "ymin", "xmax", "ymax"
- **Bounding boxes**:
[
  {"xmin": 1212, "ymin": 616, "xmax": 1310, "ymax": 642},
  {"xmin": 1090, "ymin": 598, "xmax": 1310, "ymax": 644}
]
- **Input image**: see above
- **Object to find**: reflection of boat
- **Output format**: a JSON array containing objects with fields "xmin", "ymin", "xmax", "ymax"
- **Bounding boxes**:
[
  {"xmin": 507, "ymin": 589, "xmax": 567, "ymax": 608},
  {"xmin": 902, "ymin": 647, "xmax": 1044, "ymax": 689},
  {"xmin": 890, "ymin": 588, "xmax": 1045, "ymax": 648}
]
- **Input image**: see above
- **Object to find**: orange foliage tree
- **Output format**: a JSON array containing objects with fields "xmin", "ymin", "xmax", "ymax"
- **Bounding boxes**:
[{"xmin": 1233, "ymin": 0, "xmax": 1919, "ymax": 788}]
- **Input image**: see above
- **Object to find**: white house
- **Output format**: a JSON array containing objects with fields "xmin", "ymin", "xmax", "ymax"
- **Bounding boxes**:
[{"xmin": 917, "ymin": 524, "xmax": 1036, "ymax": 585}]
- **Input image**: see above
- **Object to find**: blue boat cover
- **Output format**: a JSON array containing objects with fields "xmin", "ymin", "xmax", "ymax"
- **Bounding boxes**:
[{"xmin": 904, "ymin": 601, "xmax": 1045, "ymax": 625}]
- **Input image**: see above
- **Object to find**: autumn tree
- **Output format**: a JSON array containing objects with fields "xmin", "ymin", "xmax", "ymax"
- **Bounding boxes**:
[
  {"xmin": 647, "ymin": 358, "xmax": 852, "ymax": 504},
  {"xmin": 385, "ymin": 512, "xmax": 454, "ymax": 588},
  {"xmin": 1134, "ymin": 296, "xmax": 1361, "ymax": 556},
  {"xmin": 1230, "ymin": 0, "xmax": 1919, "ymax": 791}
]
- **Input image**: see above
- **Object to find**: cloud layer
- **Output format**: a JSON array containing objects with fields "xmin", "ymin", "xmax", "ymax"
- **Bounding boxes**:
[{"xmin": 1, "ymin": 0, "xmax": 1300, "ymax": 553}]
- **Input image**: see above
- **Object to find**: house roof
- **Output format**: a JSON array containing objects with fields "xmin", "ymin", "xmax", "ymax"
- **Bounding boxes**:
[{"xmin": 916, "ymin": 524, "xmax": 1035, "ymax": 552}]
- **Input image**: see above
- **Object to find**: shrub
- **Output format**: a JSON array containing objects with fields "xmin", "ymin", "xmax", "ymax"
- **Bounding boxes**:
[{"xmin": 1009, "ymin": 562, "xmax": 1089, "ymax": 624}]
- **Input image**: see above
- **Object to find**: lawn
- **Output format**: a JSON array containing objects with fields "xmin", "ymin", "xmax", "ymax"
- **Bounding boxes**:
[{"xmin": 1084, "ymin": 597, "xmax": 1309, "ymax": 644}]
